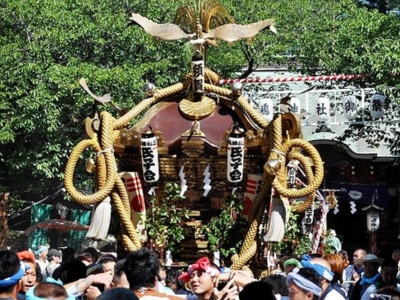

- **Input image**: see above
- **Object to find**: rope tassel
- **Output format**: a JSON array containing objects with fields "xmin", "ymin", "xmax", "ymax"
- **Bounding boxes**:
[
  {"xmin": 86, "ymin": 196, "xmax": 111, "ymax": 240},
  {"xmin": 263, "ymin": 193, "xmax": 290, "ymax": 243}
]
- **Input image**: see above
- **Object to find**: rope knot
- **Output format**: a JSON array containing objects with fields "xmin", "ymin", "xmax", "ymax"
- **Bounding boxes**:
[{"xmin": 96, "ymin": 147, "xmax": 114, "ymax": 157}]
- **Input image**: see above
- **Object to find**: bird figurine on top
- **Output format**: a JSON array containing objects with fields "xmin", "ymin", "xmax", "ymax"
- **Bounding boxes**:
[{"xmin": 129, "ymin": 0, "xmax": 276, "ymax": 48}]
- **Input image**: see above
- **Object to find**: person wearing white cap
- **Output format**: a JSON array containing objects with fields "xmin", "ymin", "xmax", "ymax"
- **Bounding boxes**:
[{"xmin": 350, "ymin": 253, "xmax": 383, "ymax": 300}]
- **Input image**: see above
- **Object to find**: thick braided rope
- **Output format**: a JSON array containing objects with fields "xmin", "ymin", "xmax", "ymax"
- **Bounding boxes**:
[
  {"xmin": 99, "ymin": 111, "xmax": 118, "ymax": 185},
  {"xmin": 122, "ymin": 234, "xmax": 138, "ymax": 252},
  {"xmin": 204, "ymin": 84, "xmax": 269, "ymax": 128},
  {"xmin": 111, "ymin": 177, "xmax": 141, "ymax": 251},
  {"xmin": 269, "ymin": 114, "xmax": 283, "ymax": 162},
  {"xmin": 64, "ymin": 138, "xmax": 115, "ymax": 205},
  {"xmin": 231, "ymin": 207, "xmax": 263, "ymax": 270},
  {"xmin": 96, "ymin": 153, "xmax": 107, "ymax": 189},
  {"xmin": 98, "ymin": 112, "xmax": 141, "ymax": 251},
  {"xmin": 247, "ymin": 116, "xmax": 278, "ymax": 222},
  {"xmin": 272, "ymin": 139, "xmax": 324, "ymax": 198},
  {"xmin": 113, "ymin": 82, "xmax": 186, "ymax": 130},
  {"xmin": 65, "ymin": 112, "xmax": 141, "ymax": 251},
  {"xmin": 273, "ymin": 118, "xmax": 287, "ymax": 187},
  {"xmin": 205, "ymin": 68, "xmax": 220, "ymax": 85},
  {"xmin": 231, "ymin": 116, "xmax": 282, "ymax": 270},
  {"xmin": 114, "ymin": 176, "xmax": 131, "ymax": 212},
  {"xmin": 236, "ymin": 95, "xmax": 269, "ymax": 128},
  {"xmin": 288, "ymin": 152, "xmax": 315, "ymax": 213},
  {"xmin": 247, "ymin": 115, "xmax": 280, "ymax": 223}
]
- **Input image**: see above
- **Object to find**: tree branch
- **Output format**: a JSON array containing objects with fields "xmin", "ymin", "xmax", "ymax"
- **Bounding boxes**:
[{"xmin": 238, "ymin": 43, "xmax": 255, "ymax": 79}]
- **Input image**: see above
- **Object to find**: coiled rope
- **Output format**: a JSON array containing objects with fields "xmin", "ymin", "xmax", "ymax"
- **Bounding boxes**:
[{"xmin": 64, "ymin": 82, "xmax": 188, "ymax": 251}]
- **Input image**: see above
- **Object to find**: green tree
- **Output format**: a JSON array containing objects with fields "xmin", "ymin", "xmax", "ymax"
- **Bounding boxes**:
[
  {"xmin": 0, "ymin": 0, "xmax": 188, "ymax": 200},
  {"xmin": 199, "ymin": 193, "xmax": 247, "ymax": 259},
  {"xmin": 145, "ymin": 182, "xmax": 189, "ymax": 253}
]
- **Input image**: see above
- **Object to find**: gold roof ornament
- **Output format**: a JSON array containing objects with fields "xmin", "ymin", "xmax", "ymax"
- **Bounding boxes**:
[
  {"xmin": 129, "ymin": 13, "xmax": 275, "ymax": 45},
  {"xmin": 129, "ymin": 0, "xmax": 276, "ymax": 51}
]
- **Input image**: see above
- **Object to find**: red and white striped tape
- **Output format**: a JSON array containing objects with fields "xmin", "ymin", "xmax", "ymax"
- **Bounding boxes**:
[{"xmin": 219, "ymin": 74, "xmax": 365, "ymax": 85}]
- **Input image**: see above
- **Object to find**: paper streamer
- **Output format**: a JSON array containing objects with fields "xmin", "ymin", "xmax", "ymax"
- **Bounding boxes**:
[
  {"xmin": 203, "ymin": 165, "xmax": 212, "ymax": 196},
  {"xmin": 179, "ymin": 165, "xmax": 187, "ymax": 197}
]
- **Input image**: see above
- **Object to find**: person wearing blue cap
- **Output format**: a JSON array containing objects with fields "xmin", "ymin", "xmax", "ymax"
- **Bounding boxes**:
[
  {"xmin": 301, "ymin": 255, "xmax": 345, "ymax": 300},
  {"xmin": 287, "ymin": 267, "xmax": 322, "ymax": 300},
  {"xmin": 0, "ymin": 250, "xmax": 27, "ymax": 300}
]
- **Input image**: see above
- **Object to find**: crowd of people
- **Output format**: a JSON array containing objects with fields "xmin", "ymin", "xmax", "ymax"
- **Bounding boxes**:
[{"xmin": 1, "ymin": 244, "xmax": 400, "ymax": 300}]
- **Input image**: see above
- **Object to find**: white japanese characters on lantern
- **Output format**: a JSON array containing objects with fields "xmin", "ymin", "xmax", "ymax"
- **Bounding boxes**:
[
  {"xmin": 258, "ymin": 98, "xmax": 274, "ymax": 121},
  {"xmin": 370, "ymin": 94, "xmax": 385, "ymax": 119},
  {"xmin": 140, "ymin": 128, "xmax": 160, "ymax": 183},
  {"xmin": 316, "ymin": 97, "xmax": 330, "ymax": 122},
  {"xmin": 289, "ymin": 97, "xmax": 301, "ymax": 114},
  {"xmin": 366, "ymin": 210, "xmax": 380, "ymax": 232},
  {"xmin": 227, "ymin": 124, "xmax": 245, "ymax": 183},
  {"xmin": 343, "ymin": 95, "xmax": 357, "ymax": 120}
]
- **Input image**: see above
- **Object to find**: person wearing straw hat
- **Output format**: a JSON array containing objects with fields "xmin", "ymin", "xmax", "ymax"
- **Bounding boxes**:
[
  {"xmin": 361, "ymin": 258, "xmax": 400, "ymax": 300},
  {"xmin": 350, "ymin": 253, "xmax": 383, "ymax": 300}
]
